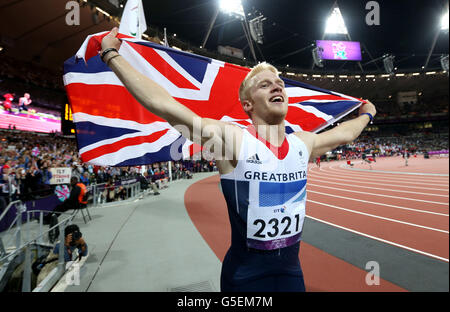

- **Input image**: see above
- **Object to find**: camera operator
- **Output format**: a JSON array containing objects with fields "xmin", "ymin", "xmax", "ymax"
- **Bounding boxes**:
[
  {"xmin": 55, "ymin": 224, "xmax": 88, "ymax": 262},
  {"xmin": 35, "ymin": 224, "xmax": 88, "ymax": 286}
]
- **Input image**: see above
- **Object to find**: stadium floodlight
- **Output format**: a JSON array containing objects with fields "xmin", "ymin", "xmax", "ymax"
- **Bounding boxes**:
[
  {"xmin": 249, "ymin": 15, "xmax": 266, "ymax": 44},
  {"xmin": 441, "ymin": 11, "xmax": 449, "ymax": 31},
  {"xmin": 441, "ymin": 55, "xmax": 449, "ymax": 72},
  {"xmin": 312, "ymin": 47, "xmax": 324, "ymax": 67},
  {"xmin": 219, "ymin": 0, "xmax": 245, "ymax": 17},
  {"xmin": 325, "ymin": 7, "xmax": 348, "ymax": 35},
  {"xmin": 383, "ymin": 54, "xmax": 395, "ymax": 75}
]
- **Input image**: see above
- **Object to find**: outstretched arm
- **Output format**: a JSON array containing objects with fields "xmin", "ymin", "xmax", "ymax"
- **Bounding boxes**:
[
  {"xmin": 100, "ymin": 28, "xmax": 242, "ymax": 154},
  {"xmin": 101, "ymin": 28, "xmax": 199, "ymax": 135},
  {"xmin": 297, "ymin": 101, "xmax": 376, "ymax": 160}
]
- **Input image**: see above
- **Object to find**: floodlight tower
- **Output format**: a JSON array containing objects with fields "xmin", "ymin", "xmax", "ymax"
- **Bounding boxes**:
[
  {"xmin": 313, "ymin": 1, "xmax": 364, "ymax": 72},
  {"xmin": 423, "ymin": 8, "xmax": 449, "ymax": 70},
  {"xmin": 202, "ymin": 0, "xmax": 260, "ymax": 62},
  {"xmin": 441, "ymin": 54, "xmax": 449, "ymax": 76}
]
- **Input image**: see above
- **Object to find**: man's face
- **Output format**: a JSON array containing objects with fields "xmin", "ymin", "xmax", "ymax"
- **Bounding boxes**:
[{"xmin": 245, "ymin": 70, "xmax": 288, "ymax": 124}]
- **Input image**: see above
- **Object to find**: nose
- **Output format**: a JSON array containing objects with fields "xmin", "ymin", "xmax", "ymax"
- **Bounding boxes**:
[{"xmin": 271, "ymin": 83, "xmax": 283, "ymax": 93}]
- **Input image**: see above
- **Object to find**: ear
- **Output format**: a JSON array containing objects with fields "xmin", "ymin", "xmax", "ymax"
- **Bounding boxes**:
[{"xmin": 241, "ymin": 99, "xmax": 253, "ymax": 116}]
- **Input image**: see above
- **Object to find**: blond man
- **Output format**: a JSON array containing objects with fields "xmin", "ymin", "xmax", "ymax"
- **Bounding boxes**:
[{"xmin": 101, "ymin": 28, "xmax": 376, "ymax": 292}]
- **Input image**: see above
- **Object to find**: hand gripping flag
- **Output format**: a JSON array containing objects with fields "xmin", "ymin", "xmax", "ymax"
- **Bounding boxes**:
[{"xmin": 63, "ymin": 32, "xmax": 364, "ymax": 166}]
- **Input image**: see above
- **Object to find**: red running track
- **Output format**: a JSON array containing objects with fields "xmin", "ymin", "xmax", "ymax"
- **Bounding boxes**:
[
  {"xmin": 307, "ymin": 157, "xmax": 448, "ymax": 261},
  {"xmin": 184, "ymin": 156, "xmax": 448, "ymax": 291}
]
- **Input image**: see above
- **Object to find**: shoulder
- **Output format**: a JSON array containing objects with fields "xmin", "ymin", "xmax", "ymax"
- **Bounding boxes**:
[
  {"xmin": 292, "ymin": 131, "xmax": 316, "ymax": 154},
  {"xmin": 203, "ymin": 118, "xmax": 244, "ymax": 134}
]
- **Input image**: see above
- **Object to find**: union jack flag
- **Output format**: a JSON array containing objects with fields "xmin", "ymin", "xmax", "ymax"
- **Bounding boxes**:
[{"xmin": 63, "ymin": 32, "xmax": 363, "ymax": 166}]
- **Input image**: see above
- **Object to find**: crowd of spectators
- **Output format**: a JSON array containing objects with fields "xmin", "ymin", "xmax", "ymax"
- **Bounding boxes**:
[
  {"xmin": 327, "ymin": 132, "xmax": 449, "ymax": 160},
  {"xmin": 0, "ymin": 128, "xmax": 216, "ymax": 213}
]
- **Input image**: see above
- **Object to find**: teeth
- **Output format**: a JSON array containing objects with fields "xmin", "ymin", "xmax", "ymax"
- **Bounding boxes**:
[{"xmin": 271, "ymin": 96, "xmax": 283, "ymax": 102}]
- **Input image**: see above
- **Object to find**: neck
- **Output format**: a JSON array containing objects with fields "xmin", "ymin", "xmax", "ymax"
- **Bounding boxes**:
[{"xmin": 251, "ymin": 118, "xmax": 286, "ymax": 147}]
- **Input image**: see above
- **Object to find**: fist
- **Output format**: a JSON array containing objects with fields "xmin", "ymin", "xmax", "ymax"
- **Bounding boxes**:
[
  {"xmin": 359, "ymin": 99, "xmax": 376, "ymax": 117},
  {"xmin": 101, "ymin": 27, "xmax": 122, "ymax": 53}
]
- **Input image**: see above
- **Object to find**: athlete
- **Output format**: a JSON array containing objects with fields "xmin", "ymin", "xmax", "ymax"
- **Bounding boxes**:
[
  {"xmin": 403, "ymin": 149, "xmax": 410, "ymax": 166},
  {"xmin": 362, "ymin": 152, "xmax": 373, "ymax": 169},
  {"xmin": 100, "ymin": 28, "xmax": 376, "ymax": 292},
  {"xmin": 315, "ymin": 156, "xmax": 321, "ymax": 168},
  {"xmin": 2, "ymin": 93, "xmax": 14, "ymax": 113},
  {"xmin": 18, "ymin": 93, "xmax": 32, "ymax": 112}
]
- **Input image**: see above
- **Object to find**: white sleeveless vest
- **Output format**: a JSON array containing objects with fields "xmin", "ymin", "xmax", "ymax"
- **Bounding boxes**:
[{"xmin": 220, "ymin": 128, "xmax": 310, "ymax": 250}]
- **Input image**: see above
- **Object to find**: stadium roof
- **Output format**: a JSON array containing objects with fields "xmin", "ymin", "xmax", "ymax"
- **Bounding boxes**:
[
  {"xmin": 0, "ymin": 0, "xmax": 448, "ymax": 73},
  {"xmin": 145, "ymin": 0, "xmax": 449, "ymax": 72}
]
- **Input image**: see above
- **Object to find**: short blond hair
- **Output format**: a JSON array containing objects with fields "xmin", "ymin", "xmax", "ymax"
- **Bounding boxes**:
[{"xmin": 239, "ymin": 62, "xmax": 279, "ymax": 102}]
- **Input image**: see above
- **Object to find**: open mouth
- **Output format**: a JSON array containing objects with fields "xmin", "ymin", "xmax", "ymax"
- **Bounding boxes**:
[{"xmin": 269, "ymin": 95, "xmax": 284, "ymax": 103}]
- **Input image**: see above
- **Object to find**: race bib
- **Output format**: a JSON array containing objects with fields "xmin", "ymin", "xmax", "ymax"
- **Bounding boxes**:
[{"xmin": 247, "ymin": 181, "xmax": 307, "ymax": 250}]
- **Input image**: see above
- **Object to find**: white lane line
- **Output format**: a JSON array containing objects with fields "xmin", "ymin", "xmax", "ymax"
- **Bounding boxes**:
[
  {"xmin": 327, "ymin": 163, "xmax": 450, "ymax": 182},
  {"xmin": 320, "ymin": 170, "xmax": 448, "ymax": 186},
  {"xmin": 326, "ymin": 165, "xmax": 450, "ymax": 184},
  {"xmin": 307, "ymin": 172, "xmax": 449, "ymax": 192},
  {"xmin": 307, "ymin": 177, "xmax": 448, "ymax": 197},
  {"xmin": 308, "ymin": 183, "xmax": 449, "ymax": 205},
  {"xmin": 307, "ymin": 199, "xmax": 449, "ymax": 234},
  {"xmin": 305, "ymin": 215, "xmax": 449, "ymax": 263},
  {"xmin": 307, "ymin": 190, "xmax": 449, "ymax": 217},
  {"xmin": 339, "ymin": 165, "xmax": 450, "ymax": 177}
]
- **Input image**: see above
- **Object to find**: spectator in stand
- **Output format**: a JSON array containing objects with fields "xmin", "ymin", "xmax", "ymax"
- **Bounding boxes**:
[
  {"xmin": 183, "ymin": 167, "xmax": 193, "ymax": 179},
  {"xmin": 1, "ymin": 165, "xmax": 19, "ymax": 203},
  {"xmin": 80, "ymin": 171, "xmax": 90, "ymax": 186},
  {"xmin": 153, "ymin": 168, "xmax": 168, "ymax": 189},
  {"xmin": 25, "ymin": 165, "xmax": 42, "ymax": 194},
  {"xmin": 104, "ymin": 177, "xmax": 116, "ymax": 202},
  {"xmin": 71, "ymin": 162, "xmax": 82, "ymax": 181},
  {"xmin": 115, "ymin": 185, "xmax": 127, "ymax": 201},
  {"xmin": 0, "ymin": 164, "xmax": 12, "ymax": 205},
  {"xmin": 40, "ymin": 161, "xmax": 53, "ymax": 188},
  {"xmin": 140, "ymin": 172, "xmax": 160, "ymax": 195}
]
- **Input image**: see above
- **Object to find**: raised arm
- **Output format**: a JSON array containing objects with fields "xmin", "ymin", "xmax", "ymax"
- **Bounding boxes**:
[
  {"xmin": 100, "ymin": 28, "xmax": 242, "ymax": 158},
  {"xmin": 101, "ymin": 28, "xmax": 201, "ymax": 137},
  {"xmin": 296, "ymin": 101, "xmax": 376, "ymax": 160}
]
